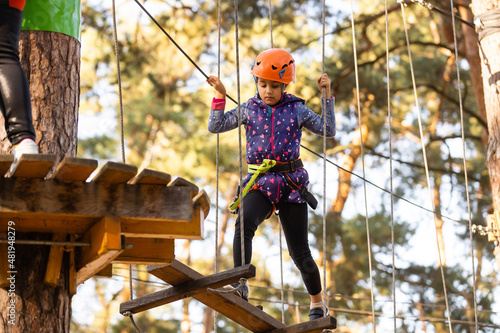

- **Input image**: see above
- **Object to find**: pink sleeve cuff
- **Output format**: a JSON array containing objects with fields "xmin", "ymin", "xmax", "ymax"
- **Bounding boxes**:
[{"xmin": 211, "ymin": 98, "xmax": 226, "ymax": 110}]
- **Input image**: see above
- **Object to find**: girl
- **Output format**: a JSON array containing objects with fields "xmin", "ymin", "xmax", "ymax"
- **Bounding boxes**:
[
  {"xmin": 0, "ymin": 0, "xmax": 38, "ymax": 164},
  {"xmin": 207, "ymin": 48, "xmax": 335, "ymax": 320}
]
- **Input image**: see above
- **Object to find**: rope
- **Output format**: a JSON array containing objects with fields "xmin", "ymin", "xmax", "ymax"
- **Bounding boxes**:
[
  {"xmin": 400, "ymin": 3, "xmax": 453, "ymax": 332},
  {"xmin": 450, "ymin": 0, "xmax": 478, "ymax": 331},
  {"xmin": 384, "ymin": 0, "xmax": 397, "ymax": 331},
  {"xmin": 266, "ymin": 1, "xmax": 285, "ymax": 322},
  {"xmin": 213, "ymin": 0, "xmax": 222, "ymax": 331},
  {"xmin": 233, "ymin": 0, "xmax": 245, "ymax": 273},
  {"xmin": 112, "ymin": 2, "xmax": 142, "ymax": 332},
  {"xmin": 320, "ymin": 0, "xmax": 329, "ymax": 313},
  {"xmin": 350, "ymin": 1, "xmax": 376, "ymax": 331},
  {"xmin": 474, "ymin": 8, "xmax": 500, "ymax": 41}
]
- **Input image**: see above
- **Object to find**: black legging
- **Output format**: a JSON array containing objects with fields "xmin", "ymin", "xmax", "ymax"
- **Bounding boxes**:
[
  {"xmin": 233, "ymin": 190, "xmax": 322, "ymax": 296},
  {"xmin": 0, "ymin": 5, "xmax": 35, "ymax": 146}
]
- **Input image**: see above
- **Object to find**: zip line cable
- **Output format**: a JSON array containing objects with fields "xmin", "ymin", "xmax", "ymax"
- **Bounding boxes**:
[
  {"xmin": 350, "ymin": 1, "xmax": 376, "ymax": 331},
  {"xmin": 132, "ymin": 0, "xmax": 238, "ymax": 106},
  {"xmin": 449, "ymin": 0, "xmax": 479, "ymax": 330},
  {"xmin": 400, "ymin": 2, "xmax": 452, "ymax": 332}
]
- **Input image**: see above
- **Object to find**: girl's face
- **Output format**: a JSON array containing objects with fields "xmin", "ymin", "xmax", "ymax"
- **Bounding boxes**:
[{"xmin": 257, "ymin": 78, "xmax": 286, "ymax": 106}]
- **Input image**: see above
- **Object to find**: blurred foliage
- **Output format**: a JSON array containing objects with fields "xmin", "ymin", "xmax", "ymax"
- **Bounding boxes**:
[{"xmin": 72, "ymin": 0, "xmax": 497, "ymax": 332}]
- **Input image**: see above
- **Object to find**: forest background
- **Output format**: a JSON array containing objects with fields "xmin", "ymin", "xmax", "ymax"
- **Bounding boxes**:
[{"xmin": 70, "ymin": 0, "xmax": 499, "ymax": 332}]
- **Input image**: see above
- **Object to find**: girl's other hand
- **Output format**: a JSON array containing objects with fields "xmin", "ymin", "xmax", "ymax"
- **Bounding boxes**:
[
  {"xmin": 317, "ymin": 73, "xmax": 331, "ymax": 97},
  {"xmin": 207, "ymin": 75, "xmax": 226, "ymax": 99}
]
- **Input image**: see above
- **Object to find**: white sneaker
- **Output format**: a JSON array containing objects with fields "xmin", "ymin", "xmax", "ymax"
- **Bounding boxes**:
[
  {"xmin": 10, "ymin": 138, "xmax": 38, "ymax": 173},
  {"xmin": 13, "ymin": 138, "xmax": 38, "ymax": 159}
]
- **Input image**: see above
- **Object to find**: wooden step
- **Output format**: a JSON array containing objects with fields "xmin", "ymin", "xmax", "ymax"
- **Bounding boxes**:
[
  {"xmin": 51, "ymin": 156, "xmax": 98, "ymax": 182},
  {"xmin": 9, "ymin": 154, "xmax": 56, "ymax": 178},
  {"xmin": 147, "ymin": 260, "xmax": 286, "ymax": 332}
]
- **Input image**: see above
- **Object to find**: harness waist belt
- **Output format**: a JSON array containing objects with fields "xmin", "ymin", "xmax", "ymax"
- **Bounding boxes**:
[{"xmin": 248, "ymin": 158, "xmax": 303, "ymax": 174}]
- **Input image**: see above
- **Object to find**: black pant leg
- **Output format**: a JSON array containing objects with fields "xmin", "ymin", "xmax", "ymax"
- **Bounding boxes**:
[
  {"xmin": 279, "ymin": 201, "xmax": 322, "ymax": 296},
  {"xmin": 233, "ymin": 190, "xmax": 273, "ymax": 267},
  {"xmin": 0, "ymin": 5, "xmax": 36, "ymax": 145}
]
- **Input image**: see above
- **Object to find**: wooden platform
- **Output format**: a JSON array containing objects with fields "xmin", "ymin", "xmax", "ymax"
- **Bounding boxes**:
[
  {"xmin": 120, "ymin": 260, "xmax": 337, "ymax": 333},
  {"xmin": 0, "ymin": 155, "xmax": 210, "ymax": 289}
]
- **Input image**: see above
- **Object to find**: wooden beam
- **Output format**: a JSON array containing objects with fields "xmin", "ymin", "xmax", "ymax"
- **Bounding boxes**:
[
  {"xmin": 0, "ymin": 154, "xmax": 13, "ymax": 177},
  {"xmin": 0, "ymin": 178, "xmax": 193, "ymax": 221},
  {"xmin": 129, "ymin": 168, "xmax": 171, "ymax": 185},
  {"xmin": 94, "ymin": 264, "xmax": 113, "ymax": 278},
  {"xmin": 51, "ymin": 156, "xmax": 98, "ymax": 182},
  {"xmin": 148, "ymin": 260, "xmax": 286, "ymax": 332},
  {"xmin": 9, "ymin": 154, "xmax": 56, "ymax": 178},
  {"xmin": 113, "ymin": 238, "xmax": 175, "ymax": 265},
  {"xmin": 90, "ymin": 161, "xmax": 137, "ymax": 183},
  {"xmin": 44, "ymin": 233, "xmax": 67, "ymax": 287},
  {"xmin": 120, "ymin": 203, "xmax": 202, "ymax": 239},
  {"xmin": 68, "ymin": 235, "xmax": 77, "ymax": 295},
  {"xmin": 120, "ymin": 264, "xmax": 256, "ymax": 314},
  {"xmin": 265, "ymin": 317, "xmax": 337, "ymax": 333},
  {"xmin": 76, "ymin": 216, "xmax": 123, "ymax": 285},
  {"xmin": 0, "ymin": 242, "xmax": 8, "ymax": 288}
]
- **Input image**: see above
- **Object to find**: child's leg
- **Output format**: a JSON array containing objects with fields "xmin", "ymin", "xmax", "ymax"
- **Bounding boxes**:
[
  {"xmin": 279, "ymin": 201, "xmax": 322, "ymax": 296},
  {"xmin": 233, "ymin": 190, "xmax": 273, "ymax": 267},
  {"xmin": 0, "ymin": 6, "xmax": 36, "ymax": 146}
]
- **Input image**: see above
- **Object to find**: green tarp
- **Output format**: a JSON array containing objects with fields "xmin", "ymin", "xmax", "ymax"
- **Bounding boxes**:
[{"xmin": 21, "ymin": 0, "xmax": 81, "ymax": 40}]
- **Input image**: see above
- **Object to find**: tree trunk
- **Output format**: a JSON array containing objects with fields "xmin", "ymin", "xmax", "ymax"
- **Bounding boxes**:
[
  {"xmin": 470, "ymin": 0, "xmax": 500, "ymax": 270},
  {"xmin": 0, "ymin": 30, "xmax": 80, "ymax": 332}
]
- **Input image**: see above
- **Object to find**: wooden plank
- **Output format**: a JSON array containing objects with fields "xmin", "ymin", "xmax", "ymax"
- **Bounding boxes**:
[
  {"xmin": 266, "ymin": 317, "xmax": 337, "ymax": 333},
  {"xmin": 169, "ymin": 177, "xmax": 199, "ymax": 196},
  {"xmin": 193, "ymin": 189, "xmax": 210, "ymax": 219},
  {"xmin": 9, "ymin": 154, "xmax": 56, "ymax": 178},
  {"xmin": 76, "ymin": 216, "xmax": 124, "ymax": 285},
  {"xmin": 113, "ymin": 238, "xmax": 175, "ymax": 265},
  {"xmin": 148, "ymin": 260, "xmax": 286, "ymax": 332},
  {"xmin": 0, "ymin": 178, "xmax": 193, "ymax": 222},
  {"xmin": 68, "ymin": 235, "xmax": 77, "ymax": 295},
  {"xmin": 0, "ymin": 154, "xmax": 14, "ymax": 177},
  {"xmin": 120, "ymin": 264, "xmax": 256, "ymax": 314},
  {"xmin": 129, "ymin": 168, "xmax": 171, "ymax": 185},
  {"xmin": 90, "ymin": 161, "xmax": 137, "ymax": 183},
  {"xmin": 120, "ymin": 204, "xmax": 202, "ymax": 239},
  {"xmin": 43, "ymin": 233, "xmax": 67, "ymax": 287},
  {"xmin": 51, "ymin": 156, "xmax": 98, "ymax": 182}
]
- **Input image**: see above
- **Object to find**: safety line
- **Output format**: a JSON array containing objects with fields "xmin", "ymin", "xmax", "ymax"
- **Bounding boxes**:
[
  {"xmin": 400, "ymin": 3, "xmax": 453, "ymax": 332},
  {"xmin": 449, "ymin": 0, "xmax": 479, "ymax": 331},
  {"xmin": 350, "ymin": 1, "xmax": 376, "ymax": 331},
  {"xmin": 112, "ymin": 2, "xmax": 143, "ymax": 333},
  {"xmin": 213, "ymin": 0, "xmax": 222, "ymax": 331},
  {"xmin": 383, "ymin": 0, "xmax": 397, "ymax": 331}
]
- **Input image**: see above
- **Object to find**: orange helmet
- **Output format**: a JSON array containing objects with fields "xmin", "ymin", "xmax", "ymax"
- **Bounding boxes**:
[{"xmin": 250, "ymin": 49, "xmax": 295, "ymax": 84}]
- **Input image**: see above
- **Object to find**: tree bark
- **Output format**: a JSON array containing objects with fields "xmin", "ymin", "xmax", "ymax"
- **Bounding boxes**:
[
  {"xmin": 0, "ymin": 31, "xmax": 80, "ymax": 333},
  {"xmin": 470, "ymin": 0, "xmax": 500, "ymax": 270}
]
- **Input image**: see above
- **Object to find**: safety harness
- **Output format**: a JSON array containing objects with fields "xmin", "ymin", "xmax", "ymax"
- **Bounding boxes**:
[{"xmin": 229, "ymin": 158, "xmax": 318, "ymax": 214}]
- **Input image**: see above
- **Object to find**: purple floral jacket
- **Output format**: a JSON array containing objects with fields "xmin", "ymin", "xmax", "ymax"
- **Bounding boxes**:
[{"xmin": 209, "ymin": 93, "xmax": 335, "ymax": 205}]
